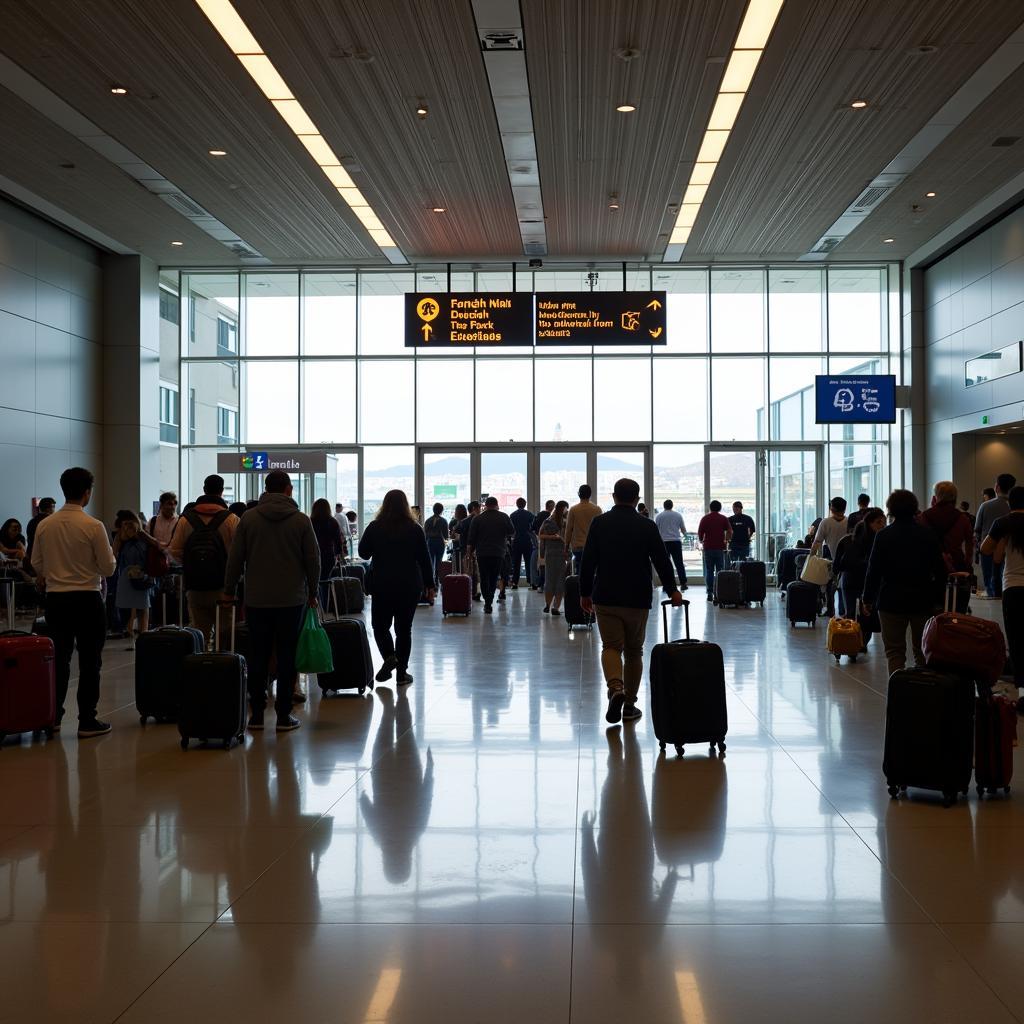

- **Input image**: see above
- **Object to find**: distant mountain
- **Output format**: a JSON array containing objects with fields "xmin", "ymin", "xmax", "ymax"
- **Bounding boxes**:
[{"xmin": 366, "ymin": 451, "xmax": 644, "ymax": 477}]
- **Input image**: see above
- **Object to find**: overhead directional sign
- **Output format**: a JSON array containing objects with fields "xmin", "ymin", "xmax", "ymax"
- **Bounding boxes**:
[
  {"xmin": 405, "ymin": 293, "xmax": 533, "ymax": 347},
  {"xmin": 534, "ymin": 291, "xmax": 667, "ymax": 346}
]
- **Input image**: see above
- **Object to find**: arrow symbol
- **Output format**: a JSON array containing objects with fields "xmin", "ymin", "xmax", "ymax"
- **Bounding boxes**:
[
  {"xmin": 421, "ymin": 323, "xmax": 433, "ymax": 341},
  {"xmin": 648, "ymin": 327, "xmax": 663, "ymax": 339},
  {"xmin": 646, "ymin": 298, "xmax": 662, "ymax": 311}
]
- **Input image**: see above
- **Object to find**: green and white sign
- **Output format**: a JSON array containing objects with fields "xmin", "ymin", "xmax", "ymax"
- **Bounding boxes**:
[{"xmin": 433, "ymin": 485, "xmax": 458, "ymax": 499}]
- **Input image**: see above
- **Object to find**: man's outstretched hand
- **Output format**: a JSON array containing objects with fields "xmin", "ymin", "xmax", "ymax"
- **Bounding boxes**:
[{"xmin": 580, "ymin": 596, "xmax": 594, "ymax": 616}]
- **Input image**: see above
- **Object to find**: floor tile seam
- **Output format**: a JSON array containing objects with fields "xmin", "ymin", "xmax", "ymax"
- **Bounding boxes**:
[{"xmin": 568, "ymin": 624, "xmax": 590, "ymax": 1024}]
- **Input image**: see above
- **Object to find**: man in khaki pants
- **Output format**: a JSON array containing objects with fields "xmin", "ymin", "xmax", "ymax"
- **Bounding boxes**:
[{"xmin": 579, "ymin": 479, "xmax": 683, "ymax": 724}]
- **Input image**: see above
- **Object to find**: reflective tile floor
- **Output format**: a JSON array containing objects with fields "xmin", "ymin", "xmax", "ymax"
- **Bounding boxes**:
[{"xmin": 2, "ymin": 590, "xmax": 1023, "ymax": 1022}]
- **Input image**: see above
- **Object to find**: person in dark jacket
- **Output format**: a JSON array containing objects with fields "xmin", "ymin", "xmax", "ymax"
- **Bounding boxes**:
[
  {"xmin": 466, "ymin": 497, "xmax": 515, "ymax": 614},
  {"xmin": 358, "ymin": 489, "xmax": 434, "ymax": 686},
  {"xmin": 530, "ymin": 500, "xmax": 555, "ymax": 590},
  {"xmin": 921, "ymin": 481, "xmax": 974, "ymax": 611},
  {"xmin": 862, "ymin": 490, "xmax": 947, "ymax": 676},
  {"xmin": 310, "ymin": 498, "xmax": 344, "ymax": 606},
  {"xmin": 832, "ymin": 507, "xmax": 885, "ymax": 648},
  {"xmin": 579, "ymin": 478, "xmax": 683, "ymax": 725},
  {"xmin": 423, "ymin": 503, "xmax": 450, "ymax": 586},
  {"xmin": 508, "ymin": 497, "xmax": 534, "ymax": 589}
]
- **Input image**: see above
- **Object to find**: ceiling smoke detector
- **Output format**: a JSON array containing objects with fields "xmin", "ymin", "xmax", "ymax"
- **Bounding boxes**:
[{"xmin": 614, "ymin": 47, "xmax": 641, "ymax": 62}]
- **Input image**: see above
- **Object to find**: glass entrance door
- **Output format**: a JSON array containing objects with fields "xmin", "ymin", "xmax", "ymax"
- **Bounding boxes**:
[
  {"xmin": 536, "ymin": 450, "xmax": 587, "ymax": 510},
  {"xmin": 420, "ymin": 450, "xmax": 471, "ymax": 520}
]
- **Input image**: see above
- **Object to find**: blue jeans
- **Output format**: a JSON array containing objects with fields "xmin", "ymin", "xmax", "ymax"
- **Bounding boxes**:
[
  {"xmin": 729, "ymin": 544, "xmax": 750, "ymax": 566},
  {"xmin": 980, "ymin": 552, "xmax": 1002, "ymax": 598},
  {"xmin": 572, "ymin": 549, "xmax": 585, "ymax": 576},
  {"xmin": 427, "ymin": 538, "xmax": 446, "ymax": 585},
  {"xmin": 703, "ymin": 550, "xmax": 726, "ymax": 597}
]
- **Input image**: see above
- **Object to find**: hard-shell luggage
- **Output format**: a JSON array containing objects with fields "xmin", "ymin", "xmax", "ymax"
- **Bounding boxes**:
[
  {"xmin": 436, "ymin": 561, "xmax": 453, "ymax": 583},
  {"xmin": 650, "ymin": 600, "xmax": 728, "ymax": 758},
  {"xmin": 776, "ymin": 548, "xmax": 802, "ymax": 594},
  {"xmin": 563, "ymin": 575, "xmax": 593, "ymax": 631},
  {"xmin": 179, "ymin": 605, "xmax": 247, "ymax": 750},
  {"xmin": 827, "ymin": 616, "xmax": 863, "ymax": 662},
  {"xmin": 441, "ymin": 572, "xmax": 472, "ymax": 617},
  {"xmin": 714, "ymin": 569, "xmax": 744, "ymax": 608},
  {"xmin": 341, "ymin": 564, "xmax": 366, "ymax": 592},
  {"xmin": 974, "ymin": 694, "xmax": 1016, "ymax": 797},
  {"xmin": 136, "ymin": 591, "xmax": 202, "ymax": 724},
  {"xmin": 328, "ymin": 576, "xmax": 364, "ymax": 615},
  {"xmin": 738, "ymin": 560, "xmax": 767, "ymax": 606},
  {"xmin": 923, "ymin": 578, "xmax": 1006, "ymax": 686},
  {"xmin": 786, "ymin": 580, "xmax": 818, "ymax": 627},
  {"xmin": 882, "ymin": 668, "xmax": 974, "ymax": 806},
  {"xmin": 317, "ymin": 588, "xmax": 374, "ymax": 697},
  {"xmin": 0, "ymin": 582, "xmax": 56, "ymax": 743}
]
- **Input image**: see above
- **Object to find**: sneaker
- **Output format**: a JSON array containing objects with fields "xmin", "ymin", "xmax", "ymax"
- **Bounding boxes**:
[
  {"xmin": 276, "ymin": 715, "xmax": 301, "ymax": 732},
  {"xmin": 498, "ymin": 592, "xmax": 506, "ymax": 603},
  {"xmin": 248, "ymin": 710, "xmax": 265, "ymax": 731},
  {"xmin": 707, "ymin": 594, "xmax": 713, "ymax": 602},
  {"xmin": 484, "ymin": 604, "xmax": 493, "ymax": 614},
  {"xmin": 551, "ymin": 608, "xmax": 561, "ymax": 617},
  {"xmin": 376, "ymin": 656, "xmax": 397, "ymax": 682},
  {"xmin": 396, "ymin": 671, "xmax": 413, "ymax": 685},
  {"xmin": 77, "ymin": 719, "xmax": 112, "ymax": 739},
  {"xmin": 606, "ymin": 692, "xmax": 625, "ymax": 724},
  {"xmin": 543, "ymin": 605, "xmax": 550, "ymax": 614},
  {"xmin": 622, "ymin": 703, "xmax": 643, "ymax": 723}
]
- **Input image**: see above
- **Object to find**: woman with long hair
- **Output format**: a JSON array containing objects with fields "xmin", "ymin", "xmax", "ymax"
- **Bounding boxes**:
[
  {"xmin": 358, "ymin": 489, "xmax": 434, "ymax": 685},
  {"xmin": 982, "ymin": 485, "xmax": 1024, "ymax": 700},
  {"xmin": 112, "ymin": 512, "xmax": 161, "ymax": 649},
  {"xmin": 538, "ymin": 500, "xmax": 570, "ymax": 616},
  {"xmin": 310, "ymin": 497, "xmax": 344, "ymax": 605},
  {"xmin": 833, "ymin": 507, "xmax": 886, "ymax": 649},
  {"xmin": 448, "ymin": 504, "xmax": 468, "ymax": 571}
]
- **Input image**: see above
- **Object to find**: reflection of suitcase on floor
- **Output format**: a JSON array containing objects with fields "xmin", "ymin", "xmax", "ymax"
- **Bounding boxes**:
[
  {"xmin": 652, "ymin": 752, "xmax": 727, "ymax": 866},
  {"xmin": 442, "ymin": 573, "xmax": 472, "ymax": 617},
  {"xmin": 826, "ymin": 617, "xmax": 862, "ymax": 663},
  {"xmin": 974, "ymin": 694, "xmax": 1016, "ymax": 797},
  {"xmin": 882, "ymin": 668, "xmax": 973, "ymax": 806},
  {"xmin": 179, "ymin": 606, "xmax": 247, "ymax": 750},
  {"xmin": 738, "ymin": 560, "xmax": 766, "ymax": 605},
  {"xmin": 650, "ymin": 600, "xmax": 727, "ymax": 758},
  {"xmin": 563, "ymin": 575, "xmax": 593, "ymax": 631},
  {"xmin": 786, "ymin": 580, "xmax": 818, "ymax": 627},
  {"xmin": 714, "ymin": 569, "xmax": 744, "ymax": 608},
  {"xmin": 0, "ymin": 584, "xmax": 56, "ymax": 742}
]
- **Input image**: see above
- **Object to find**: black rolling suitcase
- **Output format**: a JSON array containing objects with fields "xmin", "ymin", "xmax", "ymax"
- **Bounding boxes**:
[
  {"xmin": 328, "ymin": 576, "xmax": 364, "ymax": 615},
  {"xmin": 650, "ymin": 599, "xmax": 728, "ymax": 758},
  {"xmin": 179, "ymin": 605, "xmax": 247, "ymax": 750},
  {"xmin": 738, "ymin": 560, "xmax": 767, "ymax": 606},
  {"xmin": 318, "ymin": 585, "xmax": 374, "ymax": 697},
  {"xmin": 136, "ymin": 591, "xmax": 202, "ymax": 724},
  {"xmin": 563, "ymin": 575, "xmax": 594, "ymax": 632},
  {"xmin": 714, "ymin": 569, "xmax": 744, "ymax": 608},
  {"xmin": 786, "ymin": 580, "xmax": 818, "ymax": 627},
  {"xmin": 341, "ymin": 564, "xmax": 366, "ymax": 592},
  {"xmin": 882, "ymin": 668, "xmax": 974, "ymax": 806}
]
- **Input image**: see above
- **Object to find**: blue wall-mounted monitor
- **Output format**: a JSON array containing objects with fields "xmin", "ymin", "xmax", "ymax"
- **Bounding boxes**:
[{"xmin": 815, "ymin": 374, "xmax": 897, "ymax": 424}]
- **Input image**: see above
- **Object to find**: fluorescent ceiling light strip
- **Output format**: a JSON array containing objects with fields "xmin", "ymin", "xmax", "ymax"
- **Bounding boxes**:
[
  {"xmin": 665, "ymin": 0, "xmax": 785, "ymax": 259},
  {"xmin": 196, "ymin": 0, "xmax": 400, "ymax": 258}
]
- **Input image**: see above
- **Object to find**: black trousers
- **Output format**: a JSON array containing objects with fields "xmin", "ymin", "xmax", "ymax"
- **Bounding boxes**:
[
  {"xmin": 45, "ymin": 591, "xmax": 106, "ymax": 724},
  {"xmin": 371, "ymin": 589, "xmax": 419, "ymax": 671},
  {"xmin": 245, "ymin": 604, "xmax": 304, "ymax": 719},
  {"xmin": 664, "ymin": 540, "xmax": 686, "ymax": 589},
  {"xmin": 510, "ymin": 540, "xmax": 532, "ymax": 585},
  {"xmin": 476, "ymin": 555, "xmax": 504, "ymax": 606},
  {"xmin": 1002, "ymin": 587, "xmax": 1024, "ymax": 687}
]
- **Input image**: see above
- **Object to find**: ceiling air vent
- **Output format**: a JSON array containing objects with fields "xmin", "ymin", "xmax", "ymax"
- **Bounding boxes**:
[
  {"xmin": 850, "ymin": 185, "xmax": 893, "ymax": 214},
  {"xmin": 523, "ymin": 241, "xmax": 547, "ymax": 255},
  {"xmin": 482, "ymin": 31, "xmax": 523, "ymax": 50},
  {"xmin": 812, "ymin": 236, "xmax": 843, "ymax": 254},
  {"xmin": 228, "ymin": 242, "xmax": 261, "ymax": 259},
  {"xmin": 992, "ymin": 136, "xmax": 1020, "ymax": 147},
  {"xmin": 160, "ymin": 192, "xmax": 208, "ymax": 218}
]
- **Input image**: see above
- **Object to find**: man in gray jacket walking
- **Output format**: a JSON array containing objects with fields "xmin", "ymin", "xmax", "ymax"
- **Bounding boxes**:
[{"xmin": 223, "ymin": 470, "xmax": 320, "ymax": 731}]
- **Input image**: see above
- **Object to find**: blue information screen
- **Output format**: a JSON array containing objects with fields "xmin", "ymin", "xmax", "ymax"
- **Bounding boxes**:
[{"xmin": 814, "ymin": 375, "xmax": 896, "ymax": 424}]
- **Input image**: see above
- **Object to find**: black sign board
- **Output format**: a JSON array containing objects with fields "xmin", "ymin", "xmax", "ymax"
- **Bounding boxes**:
[
  {"xmin": 534, "ymin": 291, "xmax": 667, "ymax": 346},
  {"xmin": 405, "ymin": 293, "xmax": 533, "ymax": 347}
]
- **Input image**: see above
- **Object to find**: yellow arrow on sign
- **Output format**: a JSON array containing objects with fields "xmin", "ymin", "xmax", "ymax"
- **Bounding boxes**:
[
  {"xmin": 421, "ymin": 323, "xmax": 433, "ymax": 341},
  {"xmin": 646, "ymin": 298, "xmax": 662, "ymax": 311},
  {"xmin": 649, "ymin": 327, "xmax": 663, "ymax": 339}
]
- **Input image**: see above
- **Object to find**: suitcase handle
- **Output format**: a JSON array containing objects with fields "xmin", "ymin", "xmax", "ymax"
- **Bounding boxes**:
[
  {"xmin": 214, "ymin": 602, "xmax": 236, "ymax": 653},
  {"xmin": 945, "ymin": 573, "xmax": 971, "ymax": 614},
  {"xmin": 661, "ymin": 598, "xmax": 691, "ymax": 643}
]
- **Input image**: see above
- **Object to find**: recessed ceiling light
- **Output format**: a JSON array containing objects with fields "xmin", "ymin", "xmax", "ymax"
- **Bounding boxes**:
[
  {"xmin": 616, "ymin": 103, "xmax": 636, "ymax": 113},
  {"xmin": 883, "ymin": 237, "xmax": 895, "ymax": 243},
  {"xmin": 432, "ymin": 207, "xmax": 446, "ymax": 213},
  {"xmin": 608, "ymin": 201, "xmax": 620, "ymax": 210},
  {"xmin": 851, "ymin": 99, "xmax": 868, "ymax": 109},
  {"xmin": 208, "ymin": 149, "xmax": 227, "ymax": 156},
  {"xmin": 170, "ymin": 240, "xmax": 184, "ymax": 246},
  {"xmin": 416, "ymin": 103, "xmax": 428, "ymax": 118},
  {"xmin": 925, "ymin": 191, "xmax": 936, "ymax": 197},
  {"xmin": 110, "ymin": 85, "xmax": 128, "ymax": 95}
]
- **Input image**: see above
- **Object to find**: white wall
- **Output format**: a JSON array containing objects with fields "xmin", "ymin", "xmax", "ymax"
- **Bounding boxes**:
[{"xmin": 0, "ymin": 198, "xmax": 103, "ymax": 525}]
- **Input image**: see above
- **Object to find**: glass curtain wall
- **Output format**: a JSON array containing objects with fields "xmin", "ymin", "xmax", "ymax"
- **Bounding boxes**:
[{"xmin": 167, "ymin": 265, "xmax": 898, "ymax": 527}]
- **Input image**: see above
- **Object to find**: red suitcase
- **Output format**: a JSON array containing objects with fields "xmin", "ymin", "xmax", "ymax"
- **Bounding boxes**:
[
  {"xmin": 923, "ymin": 578, "xmax": 1006, "ymax": 685},
  {"xmin": 0, "ymin": 584, "xmax": 56, "ymax": 743},
  {"xmin": 974, "ymin": 694, "xmax": 1016, "ymax": 797},
  {"xmin": 436, "ymin": 560, "xmax": 453, "ymax": 582},
  {"xmin": 441, "ymin": 573, "xmax": 472, "ymax": 617}
]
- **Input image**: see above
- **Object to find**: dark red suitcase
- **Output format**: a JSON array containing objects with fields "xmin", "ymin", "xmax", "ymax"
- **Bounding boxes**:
[
  {"xmin": 442, "ymin": 573, "xmax": 472, "ymax": 617},
  {"xmin": 974, "ymin": 694, "xmax": 1016, "ymax": 797},
  {"xmin": 0, "ymin": 586, "xmax": 56, "ymax": 743}
]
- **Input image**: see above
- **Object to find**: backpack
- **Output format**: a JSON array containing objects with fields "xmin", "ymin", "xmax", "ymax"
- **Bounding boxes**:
[{"xmin": 182, "ymin": 510, "xmax": 230, "ymax": 591}]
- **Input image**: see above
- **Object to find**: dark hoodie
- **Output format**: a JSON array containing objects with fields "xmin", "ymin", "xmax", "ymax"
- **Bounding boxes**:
[
  {"xmin": 224, "ymin": 492, "xmax": 321, "ymax": 608},
  {"xmin": 920, "ymin": 502, "xmax": 974, "ymax": 573}
]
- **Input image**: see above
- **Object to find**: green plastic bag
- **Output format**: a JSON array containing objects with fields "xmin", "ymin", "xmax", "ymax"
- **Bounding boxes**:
[{"xmin": 294, "ymin": 607, "xmax": 334, "ymax": 674}]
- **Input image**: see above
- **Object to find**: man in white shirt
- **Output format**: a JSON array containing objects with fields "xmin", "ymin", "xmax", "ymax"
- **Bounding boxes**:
[
  {"xmin": 655, "ymin": 499, "xmax": 688, "ymax": 590},
  {"xmin": 333, "ymin": 503, "xmax": 350, "ymax": 561},
  {"xmin": 811, "ymin": 496, "xmax": 849, "ymax": 617},
  {"xmin": 31, "ymin": 467, "xmax": 117, "ymax": 737},
  {"xmin": 149, "ymin": 491, "xmax": 179, "ymax": 549}
]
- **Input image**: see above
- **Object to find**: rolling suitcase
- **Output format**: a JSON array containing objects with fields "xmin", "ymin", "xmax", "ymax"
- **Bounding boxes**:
[
  {"xmin": 436, "ymin": 560, "xmax": 453, "ymax": 583},
  {"xmin": 317, "ymin": 587, "xmax": 374, "ymax": 697},
  {"xmin": 135, "ymin": 590, "xmax": 203, "ymax": 724},
  {"xmin": 826, "ymin": 616, "xmax": 863, "ymax": 663},
  {"xmin": 714, "ymin": 569, "xmax": 744, "ymax": 608},
  {"xmin": 786, "ymin": 580, "xmax": 818, "ymax": 627},
  {"xmin": 776, "ymin": 548, "xmax": 802, "ymax": 595},
  {"xmin": 563, "ymin": 575, "xmax": 594, "ymax": 631},
  {"xmin": 882, "ymin": 668, "xmax": 974, "ymax": 806},
  {"xmin": 974, "ymin": 694, "xmax": 1016, "ymax": 797},
  {"xmin": 442, "ymin": 571, "xmax": 472, "ymax": 617},
  {"xmin": 650, "ymin": 599, "xmax": 728, "ymax": 758},
  {"xmin": 0, "ymin": 582, "xmax": 56, "ymax": 744},
  {"xmin": 328, "ymin": 576, "xmax": 364, "ymax": 615},
  {"xmin": 923, "ymin": 577, "xmax": 1006, "ymax": 686},
  {"xmin": 341, "ymin": 563, "xmax": 366, "ymax": 592},
  {"xmin": 179, "ymin": 605, "xmax": 247, "ymax": 750},
  {"xmin": 738, "ymin": 560, "xmax": 767, "ymax": 606}
]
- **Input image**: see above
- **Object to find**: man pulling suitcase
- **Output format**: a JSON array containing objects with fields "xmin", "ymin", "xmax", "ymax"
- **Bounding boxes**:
[{"xmin": 579, "ymin": 478, "xmax": 683, "ymax": 724}]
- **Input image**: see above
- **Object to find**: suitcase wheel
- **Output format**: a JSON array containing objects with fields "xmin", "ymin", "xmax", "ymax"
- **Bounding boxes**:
[
  {"xmin": 139, "ymin": 714, "xmax": 147, "ymax": 726},
  {"xmin": 675, "ymin": 745, "xmax": 684, "ymax": 758},
  {"xmin": 222, "ymin": 738, "xmax": 232, "ymax": 751},
  {"xmin": 659, "ymin": 741, "xmax": 666, "ymax": 751},
  {"xmin": 887, "ymin": 785, "xmax": 900, "ymax": 799},
  {"xmin": 833, "ymin": 655, "xmax": 840, "ymax": 663},
  {"xmin": 718, "ymin": 741, "xmax": 727, "ymax": 754},
  {"xmin": 358, "ymin": 687, "xmax": 366, "ymax": 696},
  {"xmin": 180, "ymin": 737, "xmax": 189, "ymax": 750},
  {"xmin": 45, "ymin": 726, "xmax": 54, "ymax": 739}
]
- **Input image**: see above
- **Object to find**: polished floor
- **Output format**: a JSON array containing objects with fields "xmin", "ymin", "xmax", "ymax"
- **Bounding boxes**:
[{"xmin": 2, "ymin": 586, "xmax": 1023, "ymax": 1023}]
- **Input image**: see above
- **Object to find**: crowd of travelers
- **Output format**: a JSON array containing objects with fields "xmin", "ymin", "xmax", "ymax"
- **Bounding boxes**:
[{"xmin": 3, "ymin": 461, "xmax": 1021, "ymax": 740}]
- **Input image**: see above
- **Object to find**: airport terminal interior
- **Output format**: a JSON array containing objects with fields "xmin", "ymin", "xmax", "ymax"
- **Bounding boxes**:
[{"xmin": 3, "ymin": 0, "xmax": 1024, "ymax": 1020}]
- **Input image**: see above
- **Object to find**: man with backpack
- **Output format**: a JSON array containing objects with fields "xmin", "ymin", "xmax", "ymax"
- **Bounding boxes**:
[{"xmin": 169, "ymin": 475, "xmax": 238, "ymax": 650}]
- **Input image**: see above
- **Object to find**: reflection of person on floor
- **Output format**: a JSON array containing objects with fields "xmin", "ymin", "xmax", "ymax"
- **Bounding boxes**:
[
  {"xmin": 360, "ymin": 687, "xmax": 434, "ymax": 883},
  {"xmin": 580, "ymin": 727, "xmax": 677, "ymax": 985}
]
